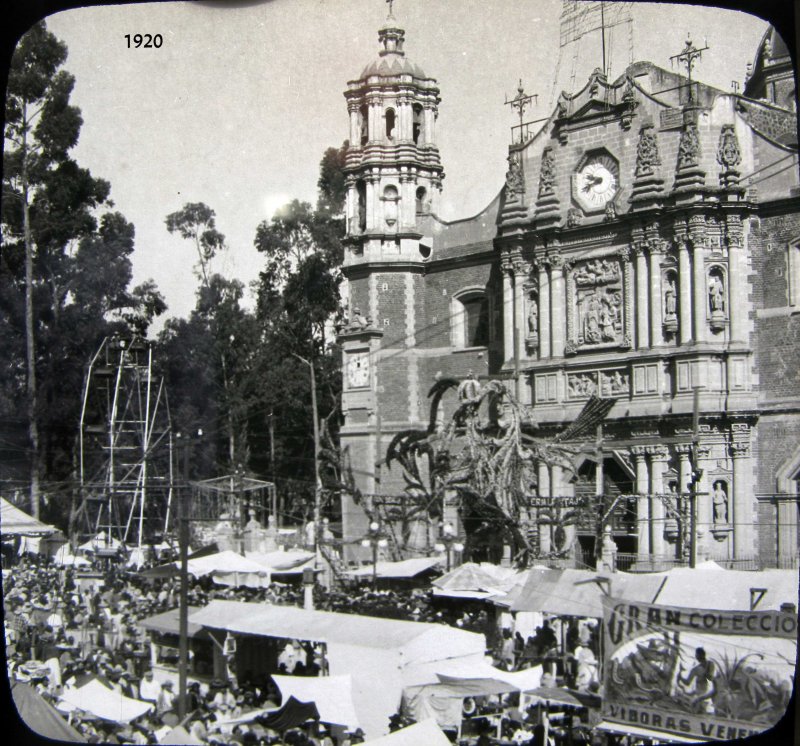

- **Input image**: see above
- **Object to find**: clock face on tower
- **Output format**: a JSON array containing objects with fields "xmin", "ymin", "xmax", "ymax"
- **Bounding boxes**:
[
  {"xmin": 572, "ymin": 152, "xmax": 619, "ymax": 213},
  {"xmin": 347, "ymin": 353, "xmax": 370, "ymax": 389}
]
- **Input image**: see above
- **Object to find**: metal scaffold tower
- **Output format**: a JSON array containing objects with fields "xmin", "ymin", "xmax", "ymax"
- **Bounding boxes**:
[{"xmin": 78, "ymin": 335, "xmax": 173, "ymax": 552}]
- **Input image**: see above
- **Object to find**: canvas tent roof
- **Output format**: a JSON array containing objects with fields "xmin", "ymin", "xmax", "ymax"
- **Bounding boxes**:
[
  {"xmin": 11, "ymin": 680, "xmax": 87, "ymax": 743},
  {"xmin": 0, "ymin": 497, "xmax": 57, "ymax": 536},
  {"xmin": 272, "ymin": 674, "xmax": 360, "ymax": 730},
  {"xmin": 652, "ymin": 567, "xmax": 798, "ymax": 611},
  {"xmin": 60, "ymin": 678, "xmax": 153, "ymax": 722},
  {"xmin": 511, "ymin": 568, "xmax": 666, "ymax": 617},
  {"xmin": 190, "ymin": 600, "xmax": 483, "ymax": 652},
  {"xmin": 137, "ymin": 606, "xmax": 204, "ymax": 637},
  {"xmin": 347, "ymin": 557, "xmax": 442, "ymax": 579},
  {"xmin": 364, "ymin": 719, "xmax": 451, "ymax": 745}
]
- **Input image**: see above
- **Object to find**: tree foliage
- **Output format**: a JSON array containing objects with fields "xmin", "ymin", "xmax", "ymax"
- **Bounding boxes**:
[{"xmin": 1, "ymin": 21, "xmax": 166, "ymax": 525}]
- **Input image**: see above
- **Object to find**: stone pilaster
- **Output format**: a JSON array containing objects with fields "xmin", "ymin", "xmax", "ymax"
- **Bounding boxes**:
[
  {"xmin": 632, "ymin": 446, "xmax": 650, "ymax": 558},
  {"xmin": 648, "ymin": 445, "xmax": 669, "ymax": 557}
]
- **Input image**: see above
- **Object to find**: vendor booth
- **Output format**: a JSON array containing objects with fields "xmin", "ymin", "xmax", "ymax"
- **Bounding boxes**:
[{"xmin": 189, "ymin": 599, "xmax": 486, "ymax": 739}]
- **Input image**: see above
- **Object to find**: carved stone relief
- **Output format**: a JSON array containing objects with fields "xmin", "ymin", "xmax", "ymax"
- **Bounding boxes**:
[{"xmin": 568, "ymin": 258, "xmax": 624, "ymax": 349}]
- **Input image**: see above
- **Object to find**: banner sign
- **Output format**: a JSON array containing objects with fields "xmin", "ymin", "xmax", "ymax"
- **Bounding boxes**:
[{"xmin": 602, "ymin": 598, "xmax": 796, "ymax": 742}]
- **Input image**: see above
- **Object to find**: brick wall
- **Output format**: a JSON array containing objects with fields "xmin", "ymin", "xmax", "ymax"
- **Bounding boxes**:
[{"xmin": 375, "ymin": 273, "xmax": 407, "ymax": 346}]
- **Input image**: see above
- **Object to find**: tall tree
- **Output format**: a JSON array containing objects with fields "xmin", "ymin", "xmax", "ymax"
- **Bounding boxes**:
[
  {"xmin": 316, "ymin": 141, "xmax": 348, "ymax": 216},
  {"xmin": 162, "ymin": 203, "xmax": 258, "ymax": 469},
  {"xmin": 3, "ymin": 22, "xmax": 110, "ymax": 517},
  {"xmin": 252, "ymin": 193, "xmax": 345, "ymax": 522}
]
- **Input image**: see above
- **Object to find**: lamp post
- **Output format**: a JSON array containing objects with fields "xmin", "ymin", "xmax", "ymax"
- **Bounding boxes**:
[
  {"xmin": 361, "ymin": 521, "xmax": 388, "ymax": 589},
  {"xmin": 434, "ymin": 522, "xmax": 464, "ymax": 572}
]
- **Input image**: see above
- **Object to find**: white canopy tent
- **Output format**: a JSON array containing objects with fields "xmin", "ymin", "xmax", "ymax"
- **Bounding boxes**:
[
  {"xmin": 190, "ymin": 600, "xmax": 486, "ymax": 739},
  {"xmin": 186, "ymin": 550, "xmax": 272, "ymax": 588},
  {"xmin": 0, "ymin": 497, "xmax": 58, "ymax": 537},
  {"xmin": 59, "ymin": 679, "xmax": 153, "ymax": 723},
  {"xmin": 346, "ymin": 557, "xmax": 442, "ymax": 580},
  {"xmin": 363, "ymin": 718, "xmax": 451, "ymax": 745},
  {"xmin": 272, "ymin": 674, "xmax": 361, "ymax": 731}
]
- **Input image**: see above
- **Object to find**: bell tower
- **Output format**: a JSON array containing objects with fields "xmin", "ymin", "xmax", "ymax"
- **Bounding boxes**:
[
  {"xmin": 342, "ymin": 10, "xmax": 444, "ymax": 262},
  {"xmin": 338, "ymin": 8, "xmax": 445, "ymax": 556}
]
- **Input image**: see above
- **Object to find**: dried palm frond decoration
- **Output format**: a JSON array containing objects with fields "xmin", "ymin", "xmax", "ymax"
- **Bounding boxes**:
[{"xmin": 384, "ymin": 373, "xmax": 617, "ymax": 566}]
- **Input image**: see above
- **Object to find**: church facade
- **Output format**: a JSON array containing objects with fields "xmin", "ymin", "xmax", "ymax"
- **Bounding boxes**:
[{"xmin": 336, "ymin": 18, "xmax": 799, "ymax": 569}]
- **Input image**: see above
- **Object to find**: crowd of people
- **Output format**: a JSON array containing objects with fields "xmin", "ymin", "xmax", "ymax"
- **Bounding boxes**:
[
  {"xmin": 2, "ymin": 550, "xmax": 507, "ymax": 745},
  {"xmin": 4, "ymin": 545, "xmax": 605, "ymax": 745}
]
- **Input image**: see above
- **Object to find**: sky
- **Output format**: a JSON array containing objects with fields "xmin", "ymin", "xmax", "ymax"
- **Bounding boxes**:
[{"xmin": 40, "ymin": 0, "xmax": 770, "ymax": 325}]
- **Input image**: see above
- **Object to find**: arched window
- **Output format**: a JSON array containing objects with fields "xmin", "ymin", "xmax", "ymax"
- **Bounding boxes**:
[
  {"xmin": 359, "ymin": 104, "xmax": 368, "ymax": 146},
  {"xmin": 383, "ymin": 184, "xmax": 399, "ymax": 228},
  {"xmin": 415, "ymin": 186, "xmax": 427, "ymax": 213},
  {"xmin": 413, "ymin": 104, "xmax": 423, "ymax": 144},
  {"xmin": 356, "ymin": 180, "xmax": 366, "ymax": 233},
  {"xmin": 452, "ymin": 290, "xmax": 490, "ymax": 348},
  {"xmin": 385, "ymin": 108, "xmax": 396, "ymax": 140}
]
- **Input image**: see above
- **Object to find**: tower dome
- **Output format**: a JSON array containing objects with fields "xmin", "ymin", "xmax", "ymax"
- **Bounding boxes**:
[{"xmin": 359, "ymin": 22, "xmax": 428, "ymax": 80}]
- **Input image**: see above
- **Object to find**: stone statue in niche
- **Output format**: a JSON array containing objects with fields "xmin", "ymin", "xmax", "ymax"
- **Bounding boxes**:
[
  {"xmin": 527, "ymin": 296, "xmax": 538, "ymax": 336},
  {"xmin": 709, "ymin": 274, "xmax": 725, "ymax": 312},
  {"xmin": 664, "ymin": 278, "xmax": 677, "ymax": 317},
  {"xmin": 712, "ymin": 481, "xmax": 729, "ymax": 524},
  {"xmin": 708, "ymin": 271, "xmax": 727, "ymax": 331}
]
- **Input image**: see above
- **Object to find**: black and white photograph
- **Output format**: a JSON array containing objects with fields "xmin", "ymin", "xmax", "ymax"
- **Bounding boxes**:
[{"xmin": 1, "ymin": 1, "xmax": 798, "ymax": 744}]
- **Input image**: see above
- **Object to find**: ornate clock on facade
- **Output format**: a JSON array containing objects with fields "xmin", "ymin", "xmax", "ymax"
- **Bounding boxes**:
[
  {"xmin": 347, "ymin": 353, "xmax": 370, "ymax": 389},
  {"xmin": 572, "ymin": 152, "xmax": 619, "ymax": 213}
]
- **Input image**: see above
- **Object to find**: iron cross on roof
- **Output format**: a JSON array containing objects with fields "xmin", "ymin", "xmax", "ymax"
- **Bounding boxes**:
[
  {"xmin": 670, "ymin": 34, "xmax": 710, "ymax": 104},
  {"xmin": 505, "ymin": 80, "xmax": 538, "ymax": 143}
]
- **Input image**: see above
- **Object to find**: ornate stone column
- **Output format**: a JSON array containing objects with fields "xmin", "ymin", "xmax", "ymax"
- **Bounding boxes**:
[
  {"xmin": 689, "ymin": 216, "xmax": 707, "ymax": 344},
  {"xmin": 675, "ymin": 443, "xmax": 693, "ymax": 493},
  {"xmin": 501, "ymin": 257, "xmax": 514, "ymax": 361},
  {"xmin": 634, "ymin": 244, "xmax": 650, "ymax": 349},
  {"xmin": 365, "ymin": 175, "xmax": 377, "ymax": 232},
  {"xmin": 648, "ymin": 446, "xmax": 669, "ymax": 557},
  {"xmin": 726, "ymin": 214, "xmax": 745, "ymax": 343},
  {"xmin": 538, "ymin": 262, "xmax": 551, "ymax": 358},
  {"xmin": 423, "ymin": 105, "xmax": 436, "ymax": 146},
  {"xmin": 348, "ymin": 104, "xmax": 360, "ymax": 146},
  {"xmin": 677, "ymin": 238, "xmax": 693, "ymax": 345},
  {"xmin": 648, "ymin": 238, "xmax": 665, "ymax": 346},
  {"xmin": 513, "ymin": 258, "xmax": 528, "ymax": 361},
  {"xmin": 549, "ymin": 253, "xmax": 566, "ymax": 358},
  {"xmin": 632, "ymin": 446, "xmax": 650, "ymax": 559},
  {"xmin": 399, "ymin": 174, "xmax": 415, "ymax": 230},
  {"xmin": 538, "ymin": 462, "xmax": 551, "ymax": 554},
  {"xmin": 731, "ymin": 435, "xmax": 753, "ymax": 558},
  {"xmin": 694, "ymin": 444, "xmax": 713, "ymax": 535}
]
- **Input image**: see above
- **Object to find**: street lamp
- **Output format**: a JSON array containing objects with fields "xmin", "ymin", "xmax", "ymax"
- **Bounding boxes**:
[
  {"xmin": 361, "ymin": 521, "xmax": 388, "ymax": 588},
  {"xmin": 434, "ymin": 522, "xmax": 464, "ymax": 571}
]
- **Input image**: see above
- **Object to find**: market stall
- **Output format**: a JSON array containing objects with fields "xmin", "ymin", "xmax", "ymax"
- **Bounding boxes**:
[{"xmin": 189, "ymin": 599, "xmax": 486, "ymax": 739}]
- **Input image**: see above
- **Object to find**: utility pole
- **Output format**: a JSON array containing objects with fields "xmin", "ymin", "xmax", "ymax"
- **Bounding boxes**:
[
  {"xmin": 291, "ymin": 353, "xmax": 322, "ymax": 565},
  {"xmin": 177, "ymin": 428, "xmax": 201, "ymax": 720},
  {"xmin": 688, "ymin": 387, "xmax": 702, "ymax": 569},
  {"xmin": 177, "ymin": 436, "xmax": 190, "ymax": 721}
]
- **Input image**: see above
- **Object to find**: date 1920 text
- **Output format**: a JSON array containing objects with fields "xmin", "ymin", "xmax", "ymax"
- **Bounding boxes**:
[{"xmin": 125, "ymin": 34, "xmax": 163, "ymax": 48}]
